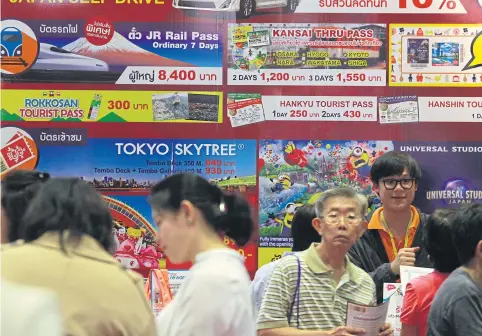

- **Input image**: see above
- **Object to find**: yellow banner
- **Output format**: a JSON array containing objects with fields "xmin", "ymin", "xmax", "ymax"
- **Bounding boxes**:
[
  {"xmin": 1, "ymin": 90, "xmax": 223, "ymax": 123},
  {"xmin": 258, "ymin": 247, "xmax": 291, "ymax": 268}
]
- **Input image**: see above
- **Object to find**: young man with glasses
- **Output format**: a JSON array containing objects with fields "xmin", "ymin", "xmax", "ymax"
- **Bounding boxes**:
[
  {"xmin": 348, "ymin": 151, "xmax": 432, "ymax": 303},
  {"xmin": 257, "ymin": 187, "xmax": 393, "ymax": 336}
]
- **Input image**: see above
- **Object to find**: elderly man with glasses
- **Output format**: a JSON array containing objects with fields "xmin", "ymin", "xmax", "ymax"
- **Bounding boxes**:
[
  {"xmin": 257, "ymin": 187, "xmax": 393, "ymax": 336},
  {"xmin": 348, "ymin": 151, "xmax": 433, "ymax": 304}
]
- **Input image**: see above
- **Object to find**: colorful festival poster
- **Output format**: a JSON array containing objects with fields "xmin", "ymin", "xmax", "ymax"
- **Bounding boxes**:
[
  {"xmin": 1, "ymin": 89, "xmax": 223, "ymax": 123},
  {"xmin": 396, "ymin": 142, "xmax": 482, "ymax": 213},
  {"xmin": 228, "ymin": 23, "xmax": 387, "ymax": 87},
  {"xmin": 0, "ymin": 19, "xmax": 222, "ymax": 85},
  {"xmin": 389, "ymin": 24, "xmax": 482, "ymax": 87},
  {"xmin": 258, "ymin": 140, "xmax": 394, "ymax": 267},
  {"xmin": 107, "ymin": 195, "xmax": 165, "ymax": 278}
]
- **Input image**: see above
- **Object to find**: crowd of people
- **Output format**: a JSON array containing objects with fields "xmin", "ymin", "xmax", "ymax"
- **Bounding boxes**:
[{"xmin": 1, "ymin": 151, "xmax": 481, "ymax": 336}]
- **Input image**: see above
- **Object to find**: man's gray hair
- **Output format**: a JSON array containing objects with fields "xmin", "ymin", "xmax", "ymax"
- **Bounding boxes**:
[{"xmin": 314, "ymin": 187, "xmax": 368, "ymax": 218}]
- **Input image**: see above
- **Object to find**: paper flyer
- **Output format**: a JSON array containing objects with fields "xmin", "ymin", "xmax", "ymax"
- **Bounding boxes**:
[
  {"xmin": 346, "ymin": 300, "xmax": 390, "ymax": 335},
  {"xmin": 383, "ymin": 283, "xmax": 403, "ymax": 336}
]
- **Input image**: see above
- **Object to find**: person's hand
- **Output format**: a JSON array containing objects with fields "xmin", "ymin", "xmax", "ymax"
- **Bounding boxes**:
[
  {"xmin": 390, "ymin": 247, "xmax": 420, "ymax": 275},
  {"xmin": 377, "ymin": 323, "xmax": 393, "ymax": 336},
  {"xmin": 327, "ymin": 326, "xmax": 366, "ymax": 335}
]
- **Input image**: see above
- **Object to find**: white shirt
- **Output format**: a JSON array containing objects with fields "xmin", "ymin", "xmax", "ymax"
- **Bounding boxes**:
[
  {"xmin": 1, "ymin": 278, "xmax": 63, "ymax": 336},
  {"xmin": 157, "ymin": 248, "xmax": 256, "ymax": 336}
]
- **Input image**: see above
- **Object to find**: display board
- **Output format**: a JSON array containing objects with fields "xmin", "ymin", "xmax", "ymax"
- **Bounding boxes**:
[
  {"xmin": 1, "ymin": 0, "xmax": 481, "ymax": 281},
  {"xmin": 0, "ymin": 125, "xmax": 257, "ymax": 275}
]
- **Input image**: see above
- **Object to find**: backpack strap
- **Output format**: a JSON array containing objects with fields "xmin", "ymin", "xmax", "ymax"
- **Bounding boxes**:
[{"xmin": 287, "ymin": 255, "xmax": 301, "ymax": 328}]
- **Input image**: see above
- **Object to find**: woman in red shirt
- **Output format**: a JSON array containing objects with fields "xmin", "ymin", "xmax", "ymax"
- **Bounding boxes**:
[{"xmin": 400, "ymin": 208, "xmax": 460, "ymax": 336}]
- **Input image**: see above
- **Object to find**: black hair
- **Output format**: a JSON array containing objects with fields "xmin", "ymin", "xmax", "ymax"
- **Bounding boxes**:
[
  {"xmin": 291, "ymin": 204, "xmax": 319, "ymax": 252},
  {"xmin": 21, "ymin": 177, "xmax": 114, "ymax": 252},
  {"xmin": 424, "ymin": 208, "xmax": 460, "ymax": 273},
  {"xmin": 149, "ymin": 173, "xmax": 254, "ymax": 247},
  {"xmin": 370, "ymin": 151, "xmax": 422, "ymax": 185},
  {"xmin": 451, "ymin": 203, "xmax": 482, "ymax": 266},
  {"xmin": 1, "ymin": 169, "xmax": 50, "ymax": 242}
]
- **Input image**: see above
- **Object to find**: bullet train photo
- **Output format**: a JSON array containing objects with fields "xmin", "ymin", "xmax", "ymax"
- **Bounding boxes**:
[
  {"xmin": 31, "ymin": 43, "xmax": 109, "ymax": 72},
  {"xmin": 172, "ymin": 0, "xmax": 298, "ymax": 18}
]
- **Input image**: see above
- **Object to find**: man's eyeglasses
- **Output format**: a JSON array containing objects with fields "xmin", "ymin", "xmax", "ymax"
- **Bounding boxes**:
[
  {"xmin": 381, "ymin": 178, "xmax": 415, "ymax": 190},
  {"xmin": 321, "ymin": 213, "xmax": 362, "ymax": 226}
]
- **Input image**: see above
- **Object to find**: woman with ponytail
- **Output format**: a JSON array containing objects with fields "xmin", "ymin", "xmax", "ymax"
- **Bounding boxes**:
[{"xmin": 150, "ymin": 173, "xmax": 256, "ymax": 336}]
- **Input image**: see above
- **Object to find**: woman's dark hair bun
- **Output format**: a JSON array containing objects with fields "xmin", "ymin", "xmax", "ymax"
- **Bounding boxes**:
[
  {"xmin": 37, "ymin": 171, "xmax": 50, "ymax": 181},
  {"xmin": 217, "ymin": 193, "xmax": 254, "ymax": 247},
  {"xmin": 2, "ymin": 170, "xmax": 50, "ymax": 192}
]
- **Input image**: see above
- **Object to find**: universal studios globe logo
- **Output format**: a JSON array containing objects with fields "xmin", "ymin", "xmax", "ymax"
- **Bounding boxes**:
[
  {"xmin": 443, "ymin": 179, "xmax": 473, "ymax": 205},
  {"xmin": 426, "ymin": 178, "xmax": 482, "ymax": 206}
]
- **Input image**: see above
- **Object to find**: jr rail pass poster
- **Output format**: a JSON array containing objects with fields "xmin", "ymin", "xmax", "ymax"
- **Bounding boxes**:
[
  {"xmin": 258, "ymin": 139, "xmax": 394, "ymax": 267},
  {"xmin": 396, "ymin": 142, "xmax": 482, "ymax": 213},
  {"xmin": 227, "ymin": 23, "xmax": 387, "ymax": 87},
  {"xmin": 0, "ymin": 19, "xmax": 222, "ymax": 85},
  {"xmin": 1, "ymin": 90, "xmax": 223, "ymax": 123},
  {"xmin": 389, "ymin": 24, "xmax": 482, "ymax": 87}
]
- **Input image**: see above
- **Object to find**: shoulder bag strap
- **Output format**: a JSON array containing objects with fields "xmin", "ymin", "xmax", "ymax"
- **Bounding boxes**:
[{"xmin": 287, "ymin": 255, "xmax": 301, "ymax": 328}]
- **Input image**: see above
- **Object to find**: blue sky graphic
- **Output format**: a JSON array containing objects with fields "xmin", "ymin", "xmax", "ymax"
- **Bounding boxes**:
[
  {"xmin": 36, "ymin": 139, "xmax": 256, "ymax": 182},
  {"xmin": 109, "ymin": 195, "xmax": 154, "ymax": 224}
]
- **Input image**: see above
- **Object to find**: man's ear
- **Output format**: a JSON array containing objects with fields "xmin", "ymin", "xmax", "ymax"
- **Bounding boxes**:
[
  {"xmin": 179, "ymin": 200, "xmax": 196, "ymax": 225},
  {"xmin": 312, "ymin": 217, "xmax": 323, "ymax": 236},
  {"xmin": 372, "ymin": 182, "xmax": 380, "ymax": 196}
]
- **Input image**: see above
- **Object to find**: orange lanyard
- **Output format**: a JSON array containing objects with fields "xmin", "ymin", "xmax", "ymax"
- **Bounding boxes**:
[{"xmin": 380, "ymin": 211, "xmax": 413, "ymax": 258}]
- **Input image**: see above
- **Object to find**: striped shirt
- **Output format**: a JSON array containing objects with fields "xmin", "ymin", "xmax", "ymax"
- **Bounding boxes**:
[
  {"xmin": 251, "ymin": 252, "xmax": 294, "ymax": 313},
  {"xmin": 257, "ymin": 243, "xmax": 376, "ymax": 331}
]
